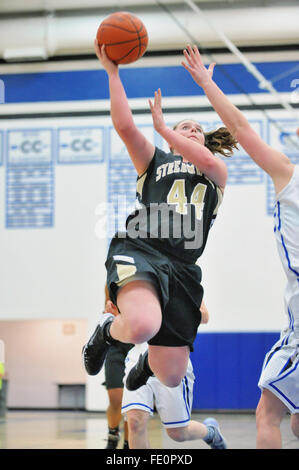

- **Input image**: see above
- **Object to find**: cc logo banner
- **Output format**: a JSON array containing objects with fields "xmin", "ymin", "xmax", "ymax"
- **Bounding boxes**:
[
  {"xmin": 70, "ymin": 138, "xmax": 93, "ymax": 152},
  {"xmin": 58, "ymin": 127, "xmax": 104, "ymax": 163},
  {"xmin": 7, "ymin": 129, "xmax": 52, "ymax": 164},
  {"xmin": 20, "ymin": 140, "xmax": 43, "ymax": 153}
]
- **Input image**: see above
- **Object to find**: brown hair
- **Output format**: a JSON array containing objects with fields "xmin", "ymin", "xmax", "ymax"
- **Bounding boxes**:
[
  {"xmin": 172, "ymin": 120, "xmax": 238, "ymax": 157},
  {"xmin": 204, "ymin": 126, "xmax": 238, "ymax": 157}
]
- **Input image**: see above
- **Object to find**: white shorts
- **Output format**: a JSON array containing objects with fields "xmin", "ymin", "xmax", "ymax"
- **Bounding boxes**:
[
  {"xmin": 121, "ymin": 354, "xmax": 195, "ymax": 429},
  {"xmin": 258, "ymin": 331, "xmax": 299, "ymax": 414}
]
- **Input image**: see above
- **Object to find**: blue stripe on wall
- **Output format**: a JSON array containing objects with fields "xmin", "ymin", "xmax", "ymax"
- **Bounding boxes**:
[
  {"xmin": 190, "ymin": 332, "xmax": 280, "ymax": 410},
  {"xmin": 0, "ymin": 61, "xmax": 298, "ymax": 103}
]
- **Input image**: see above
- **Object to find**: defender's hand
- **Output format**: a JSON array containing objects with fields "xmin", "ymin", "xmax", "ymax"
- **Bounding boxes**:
[{"xmin": 182, "ymin": 44, "xmax": 215, "ymax": 88}]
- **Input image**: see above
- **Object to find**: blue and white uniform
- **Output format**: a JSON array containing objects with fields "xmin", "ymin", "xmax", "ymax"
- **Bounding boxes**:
[
  {"xmin": 121, "ymin": 343, "xmax": 195, "ymax": 428},
  {"xmin": 258, "ymin": 165, "xmax": 299, "ymax": 413}
]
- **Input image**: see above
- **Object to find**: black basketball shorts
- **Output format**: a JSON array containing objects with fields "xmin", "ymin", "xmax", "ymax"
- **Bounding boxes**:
[{"xmin": 105, "ymin": 236, "xmax": 203, "ymax": 351}]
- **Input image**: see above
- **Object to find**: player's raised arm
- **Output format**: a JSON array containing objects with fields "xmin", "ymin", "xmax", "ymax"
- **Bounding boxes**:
[
  {"xmin": 149, "ymin": 88, "xmax": 228, "ymax": 189},
  {"xmin": 182, "ymin": 44, "xmax": 295, "ymax": 194},
  {"xmin": 95, "ymin": 41, "xmax": 155, "ymax": 176}
]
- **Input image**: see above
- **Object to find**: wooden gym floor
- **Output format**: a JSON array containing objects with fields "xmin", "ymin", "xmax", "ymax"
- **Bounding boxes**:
[{"xmin": 0, "ymin": 410, "xmax": 298, "ymax": 450}]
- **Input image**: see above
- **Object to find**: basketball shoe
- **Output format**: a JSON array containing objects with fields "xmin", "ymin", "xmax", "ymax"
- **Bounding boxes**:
[
  {"xmin": 82, "ymin": 313, "xmax": 114, "ymax": 375},
  {"xmin": 105, "ymin": 427, "xmax": 120, "ymax": 449},
  {"xmin": 126, "ymin": 351, "xmax": 153, "ymax": 391},
  {"xmin": 203, "ymin": 417, "xmax": 227, "ymax": 449}
]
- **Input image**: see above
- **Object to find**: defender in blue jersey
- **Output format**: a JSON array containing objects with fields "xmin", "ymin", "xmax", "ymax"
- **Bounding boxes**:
[
  {"xmin": 83, "ymin": 41, "xmax": 237, "ymax": 392},
  {"xmin": 122, "ymin": 302, "xmax": 227, "ymax": 449},
  {"xmin": 181, "ymin": 44, "xmax": 299, "ymax": 448}
]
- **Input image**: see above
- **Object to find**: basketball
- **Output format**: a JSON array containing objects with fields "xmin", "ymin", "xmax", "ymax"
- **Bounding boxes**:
[{"xmin": 96, "ymin": 11, "xmax": 148, "ymax": 65}]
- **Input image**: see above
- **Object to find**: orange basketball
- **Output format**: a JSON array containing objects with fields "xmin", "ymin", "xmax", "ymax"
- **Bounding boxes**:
[{"xmin": 96, "ymin": 11, "xmax": 148, "ymax": 65}]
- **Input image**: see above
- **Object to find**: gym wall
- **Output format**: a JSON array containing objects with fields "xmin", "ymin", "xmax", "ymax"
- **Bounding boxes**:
[{"xmin": 0, "ymin": 52, "xmax": 298, "ymax": 410}]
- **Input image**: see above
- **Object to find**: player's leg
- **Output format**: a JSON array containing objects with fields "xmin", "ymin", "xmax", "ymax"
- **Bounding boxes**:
[
  {"xmin": 153, "ymin": 367, "xmax": 227, "ymax": 449},
  {"xmin": 166, "ymin": 422, "xmax": 207, "ymax": 441},
  {"xmin": 104, "ymin": 344, "xmax": 131, "ymax": 449},
  {"xmin": 98, "ymin": 278, "xmax": 194, "ymax": 389},
  {"xmin": 126, "ymin": 345, "xmax": 190, "ymax": 390},
  {"xmin": 123, "ymin": 419, "xmax": 129, "ymax": 448},
  {"xmin": 290, "ymin": 413, "xmax": 299, "ymax": 439},
  {"xmin": 148, "ymin": 345, "xmax": 190, "ymax": 388},
  {"xmin": 83, "ymin": 280, "xmax": 161, "ymax": 376},
  {"xmin": 106, "ymin": 388, "xmax": 123, "ymax": 449},
  {"xmin": 110, "ymin": 280, "xmax": 162, "ymax": 344},
  {"xmin": 121, "ymin": 344, "xmax": 154, "ymax": 449},
  {"xmin": 256, "ymin": 388, "xmax": 288, "ymax": 448},
  {"xmin": 126, "ymin": 409, "xmax": 151, "ymax": 449},
  {"xmin": 145, "ymin": 262, "xmax": 202, "ymax": 388},
  {"xmin": 126, "ymin": 264, "xmax": 203, "ymax": 390},
  {"xmin": 166, "ymin": 419, "xmax": 227, "ymax": 449}
]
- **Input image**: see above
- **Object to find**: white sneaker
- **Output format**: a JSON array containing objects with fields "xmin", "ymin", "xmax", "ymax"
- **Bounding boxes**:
[{"xmin": 203, "ymin": 417, "xmax": 228, "ymax": 449}]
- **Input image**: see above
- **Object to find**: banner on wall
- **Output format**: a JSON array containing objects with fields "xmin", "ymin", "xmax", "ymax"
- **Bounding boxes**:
[
  {"xmin": 1, "ymin": 112, "xmax": 298, "ymax": 230},
  {"xmin": 57, "ymin": 127, "xmax": 104, "ymax": 164},
  {"xmin": 6, "ymin": 128, "xmax": 54, "ymax": 229}
]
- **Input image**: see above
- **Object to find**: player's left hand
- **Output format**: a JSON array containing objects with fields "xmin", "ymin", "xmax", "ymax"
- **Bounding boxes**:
[{"xmin": 148, "ymin": 88, "xmax": 167, "ymax": 134}]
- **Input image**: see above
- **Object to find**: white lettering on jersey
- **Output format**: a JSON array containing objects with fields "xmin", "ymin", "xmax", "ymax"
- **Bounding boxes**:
[{"xmin": 156, "ymin": 160, "xmax": 204, "ymax": 182}]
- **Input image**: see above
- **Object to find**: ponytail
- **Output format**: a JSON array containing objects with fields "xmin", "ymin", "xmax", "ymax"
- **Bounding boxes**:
[{"xmin": 204, "ymin": 126, "xmax": 238, "ymax": 157}]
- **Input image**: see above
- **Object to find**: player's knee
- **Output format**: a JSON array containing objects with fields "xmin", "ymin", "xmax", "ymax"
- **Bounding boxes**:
[
  {"xmin": 291, "ymin": 414, "xmax": 299, "ymax": 438},
  {"xmin": 256, "ymin": 403, "xmax": 271, "ymax": 429},
  {"xmin": 166, "ymin": 427, "xmax": 186, "ymax": 442},
  {"xmin": 152, "ymin": 362, "xmax": 185, "ymax": 387},
  {"xmin": 255, "ymin": 402, "xmax": 264, "ymax": 427},
  {"xmin": 127, "ymin": 319, "xmax": 159, "ymax": 344},
  {"xmin": 127, "ymin": 326, "xmax": 151, "ymax": 344},
  {"xmin": 108, "ymin": 399, "xmax": 122, "ymax": 412},
  {"xmin": 256, "ymin": 399, "xmax": 282, "ymax": 428},
  {"xmin": 161, "ymin": 373, "xmax": 182, "ymax": 388},
  {"xmin": 127, "ymin": 413, "xmax": 147, "ymax": 434}
]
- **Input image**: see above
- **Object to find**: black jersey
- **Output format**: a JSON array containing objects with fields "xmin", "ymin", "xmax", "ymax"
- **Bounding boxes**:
[{"xmin": 124, "ymin": 147, "xmax": 223, "ymax": 263}]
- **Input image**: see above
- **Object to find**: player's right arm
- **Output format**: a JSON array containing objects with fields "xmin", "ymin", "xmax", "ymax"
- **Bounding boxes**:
[
  {"xmin": 182, "ymin": 44, "xmax": 295, "ymax": 195},
  {"xmin": 95, "ymin": 41, "xmax": 155, "ymax": 175}
]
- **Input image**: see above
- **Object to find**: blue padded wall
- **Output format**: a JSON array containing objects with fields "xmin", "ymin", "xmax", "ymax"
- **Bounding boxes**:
[{"xmin": 190, "ymin": 332, "xmax": 280, "ymax": 410}]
